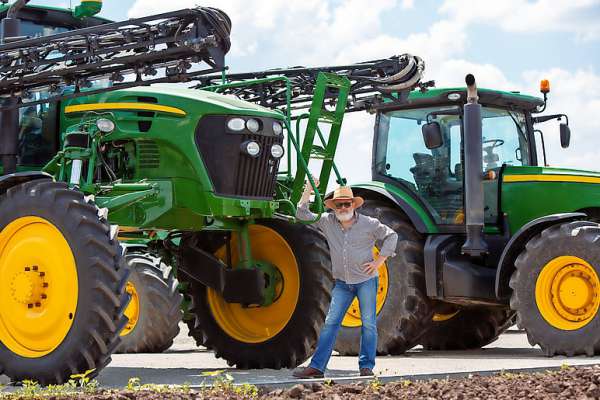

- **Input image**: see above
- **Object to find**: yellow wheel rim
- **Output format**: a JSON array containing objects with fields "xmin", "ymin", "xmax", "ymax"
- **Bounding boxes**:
[
  {"xmin": 0, "ymin": 216, "xmax": 78, "ymax": 358},
  {"xmin": 121, "ymin": 281, "xmax": 140, "ymax": 336},
  {"xmin": 535, "ymin": 255, "xmax": 600, "ymax": 330},
  {"xmin": 341, "ymin": 248, "xmax": 389, "ymax": 328},
  {"xmin": 433, "ymin": 309, "xmax": 460, "ymax": 322},
  {"xmin": 207, "ymin": 225, "xmax": 300, "ymax": 343}
]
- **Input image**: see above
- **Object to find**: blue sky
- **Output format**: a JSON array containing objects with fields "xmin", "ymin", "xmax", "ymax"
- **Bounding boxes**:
[{"xmin": 30, "ymin": 0, "xmax": 600, "ymax": 183}]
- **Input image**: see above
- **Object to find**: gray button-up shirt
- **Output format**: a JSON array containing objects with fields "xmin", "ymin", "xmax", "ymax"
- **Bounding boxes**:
[{"xmin": 297, "ymin": 204, "xmax": 398, "ymax": 284}]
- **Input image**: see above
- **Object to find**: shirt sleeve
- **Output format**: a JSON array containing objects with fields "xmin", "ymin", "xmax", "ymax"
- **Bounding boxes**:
[
  {"xmin": 371, "ymin": 218, "xmax": 398, "ymax": 257},
  {"xmin": 296, "ymin": 203, "xmax": 328, "ymax": 231}
]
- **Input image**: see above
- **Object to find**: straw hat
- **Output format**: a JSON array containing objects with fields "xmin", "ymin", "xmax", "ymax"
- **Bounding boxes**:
[{"xmin": 324, "ymin": 186, "xmax": 364, "ymax": 210}]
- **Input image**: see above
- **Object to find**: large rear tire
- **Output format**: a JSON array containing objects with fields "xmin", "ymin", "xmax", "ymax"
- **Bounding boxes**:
[
  {"xmin": 334, "ymin": 201, "xmax": 433, "ymax": 355},
  {"xmin": 0, "ymin": 180, "xmax": 129, "ymax": 385},
  {"xmin": 116, "ymin": 252, "xmax": 182, "ymax": 353},
  {"xmin": 510, "ymin": 220, "xmax": 600, "ymax": 356},
  {"xmin": 420, "ymin": 305, "xmax": 515, "ymax": 350},
  {"xmin": 180, "ymin": 219, "xmax": 333, "ymax": 369}
]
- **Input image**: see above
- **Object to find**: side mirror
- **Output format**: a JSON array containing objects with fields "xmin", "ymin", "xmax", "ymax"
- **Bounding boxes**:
[
  {"xmin": 560, "ymin": 123, "xmax": 571, "ymax": 148},
  {"xmin": 422, "ymin": 122, "xmax": 443, "ymax": 149}
]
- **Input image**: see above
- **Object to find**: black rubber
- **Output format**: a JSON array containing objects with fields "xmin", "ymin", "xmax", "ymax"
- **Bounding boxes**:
[
  {"xmin": 420, "ymin": 306, "xmax": 515, "ymax": 350},
  {"xmin": 0, "ymin": 180, "xmax": 129, "ymax": 385},
  {"xmin": 180, "ymin": 219, "xmax": 333, "ymax": 369},
  {"xmin": 115, "ymin": 252, "xmax": 183, "ymax": 353},
  {"xmin": 510, "ymin": 220, "xmax": 600, "ymax": 356},
  {"xmin": 334, "ymin": 201, "xmax": 433, "ymax": 356}
]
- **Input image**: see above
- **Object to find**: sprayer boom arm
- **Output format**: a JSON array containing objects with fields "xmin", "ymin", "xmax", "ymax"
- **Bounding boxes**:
[
  {"xmin": 196, "ymin": 54, "xmax": 429, "ymax": 113},
  {"xmin": 0, "ymin": 7, "xmax": 232, "ymax": 109}
]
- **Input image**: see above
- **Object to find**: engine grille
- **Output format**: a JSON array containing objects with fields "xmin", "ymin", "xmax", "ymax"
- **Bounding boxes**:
[
  {"xmin": 195, "ymin": 115, "xmax": 283, "ymax": 199},
  {"xmin": 137, "ymin": 140, "xmax": 161, "ymax": 169}
]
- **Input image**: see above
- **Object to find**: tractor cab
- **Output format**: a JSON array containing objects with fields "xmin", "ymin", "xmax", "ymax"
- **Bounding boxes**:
[
  {"xmin": 0, "ymin": 4, "xmax": 108, "ymax": 170},
  {"xmin": 372, "ymin": 87, "xmax": 546, "ymax": 232}
]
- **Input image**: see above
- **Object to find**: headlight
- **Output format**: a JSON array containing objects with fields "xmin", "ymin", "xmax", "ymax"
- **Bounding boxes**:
[
  {"xmin": 96, "ymin": 118, "xmax": 115, "ymax": 133},
  {"xmin": 227, "ymin": 117, "xmax": 245, "ymax": 131},
  {"xmin": 246, "ymin": 118, "xmax": 261, "ymax": 133},
  {"xmin": 270, "ymin": 144, "xmax": 284, "ymax": 158},
  {"xmin": 272, "ymin": 121, "xmax": 283, "ymax": 136},
  {"xmin": 241, "ymin": 140, "xmax": 260, "ymax": 157}
]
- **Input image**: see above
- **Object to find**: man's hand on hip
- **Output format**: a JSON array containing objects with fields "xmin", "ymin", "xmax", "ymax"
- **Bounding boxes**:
[{"xmin": 362, "ymin": 255, "xmax": 388, "ymax": 275}]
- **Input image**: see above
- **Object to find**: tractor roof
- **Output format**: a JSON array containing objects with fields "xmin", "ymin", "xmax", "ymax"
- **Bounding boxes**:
[
  {"xmin": 380, "ymin": 87, "xmax": 545, "ymax": 112},
  {"xmin": 0, "ymin": 4, "xmax": 110, "ymax": 25}
]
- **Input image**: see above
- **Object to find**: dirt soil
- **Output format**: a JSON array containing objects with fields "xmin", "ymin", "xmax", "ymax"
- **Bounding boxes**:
[{"xmin": 4, "ymin": 365, "xmax": 600, "ymax": 399}]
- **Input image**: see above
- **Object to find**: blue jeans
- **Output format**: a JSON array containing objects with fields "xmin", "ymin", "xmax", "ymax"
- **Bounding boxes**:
[{"xmin": 309, "ymin": 277, "xmax": 378, "ymax": 372}]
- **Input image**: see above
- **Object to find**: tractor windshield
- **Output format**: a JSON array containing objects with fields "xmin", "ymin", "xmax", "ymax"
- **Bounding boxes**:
[
  {"xmin": 20, "ymin": 20, "xmax": 69, "ymax": 38},
  {"xmin": 375, "ymin": 105, "xmax": 531, "ymax": 225}
]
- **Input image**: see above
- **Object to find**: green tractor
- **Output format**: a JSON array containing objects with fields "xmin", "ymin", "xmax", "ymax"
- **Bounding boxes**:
[
  {"xmin": 336, "ymin": 75, "xmax": 600, "ymax": 356},
  {"xmin": 212, "ymin": 68, "xmax": 600, "ymax": 357},
  {"xmin": 0, "ymin": 1, "xmax": 239, "ymax": 383}
]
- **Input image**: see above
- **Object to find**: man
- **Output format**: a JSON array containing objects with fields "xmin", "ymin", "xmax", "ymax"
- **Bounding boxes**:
[{"xmin": 292, "ymin": 181, "xmax": 398, "ymax": 378}]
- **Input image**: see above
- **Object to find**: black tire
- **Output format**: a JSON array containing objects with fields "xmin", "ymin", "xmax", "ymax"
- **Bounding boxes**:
[
  {"xmin": 0, "ymin": 180, "xmax": 129, "ymax": 385},
  {"xmin": 420, "ymin": 306, "xmax": 515, "ymax": 350},
  {"xmin": 510, "ymin": 220, "xmax": 600, "ymax": 356},
  {"xmin": 334, "ymin": 200, "xmax": 433, "ymax": 356},
  {"xmin": 180, "ymin": 219, "xmax": 333, "ymax": 369},
  {"xmin": 115, "ymin": 252, "xmax": 183, "ymax": 353}
]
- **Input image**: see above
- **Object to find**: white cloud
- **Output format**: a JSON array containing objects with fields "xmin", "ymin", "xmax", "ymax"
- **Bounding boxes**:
[{"xmin": 440, "ymin": 0, "xmax": 600, "ymax": 41}]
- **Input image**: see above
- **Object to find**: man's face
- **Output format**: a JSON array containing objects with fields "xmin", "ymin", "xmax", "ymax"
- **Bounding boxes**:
[{"xmin": 334, "ymin": 200, "xmax": 354, "ymax": 222}]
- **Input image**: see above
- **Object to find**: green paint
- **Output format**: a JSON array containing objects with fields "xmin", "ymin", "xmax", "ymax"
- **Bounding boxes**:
[
  {"xmin": 72, "ymin": 0, "xmax": 102, "ymax": 19},
  {"xmin": 502, "ymin": 165, "xmax": 600, "ymax": 234}
]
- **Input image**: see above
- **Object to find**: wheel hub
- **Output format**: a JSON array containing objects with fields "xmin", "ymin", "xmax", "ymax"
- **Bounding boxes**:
[
  {"xmin": 552, "ymin": 265, "xmax": 597, "ymax": 322},
  {"xmin": 10, "ymin": 267, "xmax": 47, "ymax": 307},
  {"xmin": 536, "ymin": 255, "xmax": 600, "ymax": 330}
]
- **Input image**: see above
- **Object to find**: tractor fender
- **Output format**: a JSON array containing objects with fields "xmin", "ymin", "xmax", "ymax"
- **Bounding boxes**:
[
  {"xmin": 0, "ymin": 171, "xmax": 53, "ymax": 195},
  {"xmin": 349, "ymin": 185, "xmax": 435, "ymax": 233},
  {"xmin": 495, "ymin": 212, "xmax": 587, "ymax": 300}
]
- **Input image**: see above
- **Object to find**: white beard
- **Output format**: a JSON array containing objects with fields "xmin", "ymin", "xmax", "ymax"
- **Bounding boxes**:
[{"xmin": 335, "ymin": 210, "xmax": 353, "ymax": 222}]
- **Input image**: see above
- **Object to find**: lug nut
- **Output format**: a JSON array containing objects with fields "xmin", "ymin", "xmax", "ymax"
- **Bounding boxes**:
[{"xmin": 39, "ymin": 272, "xmax": 45, "ymax": 277}]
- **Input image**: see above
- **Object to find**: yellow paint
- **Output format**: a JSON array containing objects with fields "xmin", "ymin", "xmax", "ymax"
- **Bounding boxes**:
[
  {"xmin": 0, "ymin": 217, "xmax": 78, "ymax": 358},
  {"xmin": 121, "ymin": 281, "xmax": 140, "ymax": 336},
  {"xmin": 207, "ymin": 225, "xmax": 300, "ymax": 343},
  {"xmin": 433, "ymin": 309, "xmax": 460, "ymax": 322},
  {"xmin": 535, "ymin": 255, "xmax": 600, "ymax": 330},
  {"xmin": 504, "ymin": 174, "xmax": 600, "ymax": 184},
  {"xmin": 341, "ymin": 248, "xmax": 389, "ymax": 328},
  {"xmin": 64, "ymin": 102, "xmax": 186, "ymax": 116}
]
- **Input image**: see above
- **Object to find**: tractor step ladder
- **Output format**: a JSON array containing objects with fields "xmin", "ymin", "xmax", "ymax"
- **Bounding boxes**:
[{"xmin": 290, "ymin": 72, "xmax": 351, "ymax": 206}]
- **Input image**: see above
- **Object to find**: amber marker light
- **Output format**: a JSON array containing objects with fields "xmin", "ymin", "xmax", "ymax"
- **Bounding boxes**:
[{"xmin": 540, "ymin": 79, "xmax": 550, "ymax": 94}]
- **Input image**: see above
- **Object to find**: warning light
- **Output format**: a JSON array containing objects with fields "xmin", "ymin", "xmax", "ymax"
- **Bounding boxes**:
[{"xmin": 540, "ymin": 79, "xmax": 550, "ymax": 94}]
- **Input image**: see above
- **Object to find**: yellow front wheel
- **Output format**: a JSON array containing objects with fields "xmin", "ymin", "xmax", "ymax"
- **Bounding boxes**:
[
  {"xmin": 0, "ymin": 180, "xmax": 129, "ymax": 385},
  {"xmin": 510, "ymin": 220, "xmax": 600, "ymax": 357},
  {"xmin": 180, "ymin": 220, "xmax": 333, "ymax": 369}
]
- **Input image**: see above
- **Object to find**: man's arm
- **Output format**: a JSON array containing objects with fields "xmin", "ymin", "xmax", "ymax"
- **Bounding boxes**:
[
  {"xmin": 373, "ymin": 220, "xmax": 398, "ymax": 258},
  {"xmin": 362, "ymin": 218, "xmax": 398, "ymax": 275},
  {"xmin": 295, "ymin": 179, "xmax": 327, "ymax": 230}
]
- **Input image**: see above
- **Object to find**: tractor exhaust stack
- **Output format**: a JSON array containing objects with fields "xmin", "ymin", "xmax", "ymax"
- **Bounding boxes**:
[{"xmin": 461, "ymin": 74, "xmax": 488, "ymax": 257}]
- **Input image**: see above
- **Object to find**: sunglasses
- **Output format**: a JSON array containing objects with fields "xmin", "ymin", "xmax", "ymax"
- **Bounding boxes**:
[{"xmin": 334, "ymin": 201, "xmax": 353, "ymax": 209}]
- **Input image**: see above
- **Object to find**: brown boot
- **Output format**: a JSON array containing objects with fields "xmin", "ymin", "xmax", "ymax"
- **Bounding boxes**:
[
  {"xmin": 360, "ymin": 368, "xmax": 374, "ymax": 377},
  {"xmin": 292, "ymin": 366, "xmax": 324, "ymax": 379}
]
